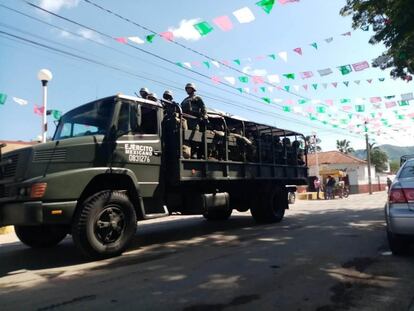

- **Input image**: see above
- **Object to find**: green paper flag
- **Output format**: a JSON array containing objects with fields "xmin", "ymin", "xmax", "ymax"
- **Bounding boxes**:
[
  {"xmin": 316, "ymin": 106, "xmax": 326, "ymax": 113},
  {"xmin": 176, "ymin": 62, "xmax": 184, "ymax": 68},
  {"xmin": 309, "ymin": 114, "xmax": 317, "ymax": 120},
  {"xmin": 355, "ymin": 105, "xmax": 365, "ymax": 112},
  {"xmin": 322, "ymin": 121, "xmax": 328, "ymax": 124},
  {"xmin": 312, "ymin": 83, "xmax": 318, "ymax": 90},
  {"xmin": 283, "ymin": 73, "xmax": 295, "ymax": 80},
  {"xmin": 233, "ymin": 59, "xmax": 241, "ymax": 65},
  {"xmin": 262, "ymin": 97, "xmax": 271, "ymax": 104},
  {"xmin": 398, "ymin": 115, "xmax": 405, "ymax": 120},
  {"xmin": 146, "ymin": 34, "xmax": 155, "ymax": 43},
  {"xmin": 203, "ymin": 61, "xmax": 210, "ymax": 68},
  {"xmin": 340, "ymin": 98, "xmax": 351, "ymax": 104},
  {"xmin": 399, "ymin": 100, "xmax": 409, "ymax": 106},
  {"xmin": 51, "ymin": 110, "xmax": 62, "ymax": 120},
  {"xmin": 193, "ymin": 21, "xmax": 213, "ymax": 36},
  {"xmin": 298, "ymin": 99, "xmax": 307, "ymax": 105},
  {"xmin": 282, "ymin": 106, "xmax": 291, "ymax": 112},
  {"xmin": 384, "ymin": 95, "xmax": 395, "ymax": 99},
  {"xmin": 332, "ymin": 124, "xmax": 339, "ymax": 128},
  {"xmin": 0, "ymin": 93, "xmax": 7, "ymax": 105},
  {"xmin": 343, "ymin": 81, "xmax": 349, "ymax": 87},
  {"xmin": 256, "ymin": 0, "xmax": 275, "ymax": 14},
  {"xmin": 338, "ymin": 65, "xmax": 352, "ymax": 75},
  {"xmin": 268, "ymin": 54, "xmax": 276, "ymax": 60},
  {"xmin": 340, "ymin": 119, "xmax": 348, "ymax": 125},
  {"xmin": 310, "ymin": 42, "xmax": 318, "ymax": 49},
  {"xmin": 284, "ymin": 85, "xmax": 290, "ymax": 92},
  {"xmin": 237, "ymin": 88, "xmax": 243, "ymax": 93},
  {"xmin": 260, "ymin": 87, "xmax": 266, "ymax": 92},
  {"xmin": 239, "ymin": 76, "xmax": 249, "ymax": 83},
  {"xmin": 378, "ymin": 78, "xmax": 385, "ymax": 82}
]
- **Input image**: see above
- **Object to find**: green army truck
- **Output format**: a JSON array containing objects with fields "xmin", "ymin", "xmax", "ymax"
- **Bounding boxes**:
[{"xmin": 0, "ymin": 94, "xmax": 308, "ymax": 258}]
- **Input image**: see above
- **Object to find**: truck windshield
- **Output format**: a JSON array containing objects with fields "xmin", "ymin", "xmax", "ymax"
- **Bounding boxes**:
[{"xmin": 53, "ymin": 99, "xmax": 114, "ymax": 141}]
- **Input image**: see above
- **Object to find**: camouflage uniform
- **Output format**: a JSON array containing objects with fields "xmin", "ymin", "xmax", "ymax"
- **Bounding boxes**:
[{"xmin": 181, "ymin": 95, "xmax": 208, "ymax": 131}]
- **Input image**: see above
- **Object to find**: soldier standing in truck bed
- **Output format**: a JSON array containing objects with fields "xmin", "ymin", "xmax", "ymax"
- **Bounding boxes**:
[{"xmin": 181, "ymin": 83, "xmax": 208, "ymax": 131}]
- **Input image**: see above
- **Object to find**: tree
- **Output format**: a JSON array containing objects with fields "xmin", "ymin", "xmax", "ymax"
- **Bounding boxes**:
[
  {"xmin": 305, "ymin": 135, "xmax": 322, "ymax": 154},
  {"xmin": 370, "ymin": 145, "xmax": 389, "ymax": 172},
  {"xmin": 336, "ymin": 139, "xmax": 355, "ymax": 154},
  {"xmin": 340, "ymin": 0, "xmax": 414, "ymax": 80},
  {"xmin": 389, "ymin": 159, "xmax": 400, "ymax": 173}
]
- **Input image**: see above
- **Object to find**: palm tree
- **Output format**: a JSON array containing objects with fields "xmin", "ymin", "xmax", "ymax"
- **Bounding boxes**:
[{"xmin": 336, "ymin": 139, "xmax": 355, "ymax": 154}]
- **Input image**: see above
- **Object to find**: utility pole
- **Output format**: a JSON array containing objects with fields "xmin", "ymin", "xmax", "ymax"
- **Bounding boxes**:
[
  {"xmin": 365, "ymin": 122, "xmax": 372, "ymax": 194},
  {"xmin": 312, "ymin": 132, "xmax": 319, "ymax": 178}
]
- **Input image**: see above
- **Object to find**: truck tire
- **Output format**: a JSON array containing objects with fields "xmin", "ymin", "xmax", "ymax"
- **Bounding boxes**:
[
  {"xmin": 72, "ymin": 190, "xmax": 137, "ymax": 259},
  {"xmin": 203, "ymin": 208, "xmax": 232, "ymax": 221},
  {"xmin": 251, "ymin": 187, "xmax": 287, "ymax": 224},
  {"xmin": 387, "ymin": 230, "xmax": 408, "ymax": 256},
  {"xmin": 15, "ymin": 225, "xmax": 67, "ymax": 248}
]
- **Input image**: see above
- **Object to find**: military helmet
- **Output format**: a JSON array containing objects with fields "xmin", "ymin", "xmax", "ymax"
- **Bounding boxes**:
[
  {"xmin": 140, "ymin": 87, "xmax": 149, "ymax": 93},
  {"xmin": 185, "ymin": 83, "xmax": 196, "ymax": 91},
  {"xmin": 163, "ymin": 90, "xmax": 173, "ymax": 100},
  {"xmin": 147, "ymin": 92, "xmax": 158, "ymax": 101}
]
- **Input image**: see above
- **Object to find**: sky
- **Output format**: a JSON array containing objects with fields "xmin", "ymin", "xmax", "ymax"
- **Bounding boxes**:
[{"xmin": 0, "ymin": 0, "xmax": 413, "ymax": 151}]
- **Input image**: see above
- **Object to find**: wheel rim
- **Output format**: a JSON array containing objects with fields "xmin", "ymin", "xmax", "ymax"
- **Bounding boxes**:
[{"xmin": 94, "ymin": 205, "xmax": 126, "ymax": 244}]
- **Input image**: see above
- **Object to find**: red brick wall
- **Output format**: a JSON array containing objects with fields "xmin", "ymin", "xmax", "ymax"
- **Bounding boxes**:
[{"xmin": 358, "ymin": 183, "xmax": 387, "ymax": 193}]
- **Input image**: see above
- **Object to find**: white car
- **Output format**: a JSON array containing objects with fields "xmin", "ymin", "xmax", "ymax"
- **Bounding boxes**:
[{"xmin": 385, "ymin": 158, "xmax": 414, "ymax": 255}]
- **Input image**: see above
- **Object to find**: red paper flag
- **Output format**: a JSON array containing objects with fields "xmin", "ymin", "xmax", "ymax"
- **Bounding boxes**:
[
  {"xmin": 252, "ymin": 76, "xmax": 265, "ymax": 84},
  {"xmin": 115, "ymin": 37, "xmax": 128, "ymax": 44},
  {"xmin": 160, "ymin": 31, "xmax": 174, "ymax": 41},
  {"xmin": 211, "ymin": 76, "xmax": 221, "ymax": 84},
  {"xmin": 293, "ymin": 47, "xmax": 302, "ymax": 55},
  {"xmin": 34, "ymin": 105, "xmax": 44, "ymax": 116},
  {"xmin": 332, "ymin": 82, "xmax": 338, "ymax": 88},
  {"xmin": 302, "ymin": 84, "xmax": 308, "ymax": 91},
  {"xmin": 367, "ymin": 79, "xmax": 373, "ymax": 84},
  {"xmin": 213, "ymin": 15, "xmax": 233, "ymax": 31},
  {"xmin": 299, "ymin": 71, "xmax": 313, "ymax": 79},
  {"xmin": 352, "ymin": 61, "xmax": 369, "ymax": 71},
  {"xmin": 325, "ymin": 99, "xmax": 334, "ymax": 106}
]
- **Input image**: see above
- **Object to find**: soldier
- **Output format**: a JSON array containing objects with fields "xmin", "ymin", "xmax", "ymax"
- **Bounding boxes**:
[
  {"xmin": 181, "ymin": 83, "xmax": 208, "ymax": 131},
  {"xmin": 147, "ymin": 92, "xmax": 158, "ymax": 102},
  {"xmin": 139, "ymin": 87, "xmax": 150, "ymax": 99}
]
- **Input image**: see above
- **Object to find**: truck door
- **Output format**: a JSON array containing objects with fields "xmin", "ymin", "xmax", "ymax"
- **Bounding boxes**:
[{"xmin": 113, "ymin": 100, "xmax": 164, "ymax": 210}]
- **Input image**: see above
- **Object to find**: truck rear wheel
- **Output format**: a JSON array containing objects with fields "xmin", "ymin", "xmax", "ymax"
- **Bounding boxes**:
[
  {"xmin": 15, "ymin": 225, "xmax": 67, "ymax": 248},
  {"xmin": 72, "ymin": 190, "xmax": 137, "ymax": 259},
  {"xmin": 250, "ymin": 187, "xmax": 287, "ymax": 224}
]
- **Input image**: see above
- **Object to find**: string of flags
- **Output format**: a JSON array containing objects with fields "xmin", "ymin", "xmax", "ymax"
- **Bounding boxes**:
[
  {"xmin": 175, "ymin": 33, "xmax": 356, "ymax": 67},
  {"xmin": 0, "ymin": 93, "xmax": 62, "ymax": 120},
  {"xmin": 112, "ymin": 0, "xmax": 368, "ymax": 46}
]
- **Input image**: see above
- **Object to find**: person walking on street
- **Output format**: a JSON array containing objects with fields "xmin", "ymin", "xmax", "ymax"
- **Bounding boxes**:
[
  {"xmin": 314, "ymin": 177, "xmax": 321, "ymax": 199},
  {"xmin": 387, "ymin": 177, "xmax": 392, "ymax": 192},
  {"xmin": 325, "ymin": 176, "xmax": 336, "ymax": 200}
]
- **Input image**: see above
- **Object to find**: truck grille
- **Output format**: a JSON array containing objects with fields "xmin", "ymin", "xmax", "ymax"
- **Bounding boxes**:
[
  {"xmin": 33, "ymin": 149, "xmax": 67, "ymax": 162},
  {"xmin": 1, "ymin": 154, "xmax": 19, "ymax": 178}
]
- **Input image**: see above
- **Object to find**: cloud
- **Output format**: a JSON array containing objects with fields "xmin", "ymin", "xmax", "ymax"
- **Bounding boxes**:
[
  {"xmin": 77, "ymin": 29, "xmax": 105, "ymax": 44},
  {"xmin": 168, "ymin": 18, "xmax": 202, "ymax": 41},
  {"xmin": 55, "ymin": 28, "xmax": 105, "ymax": 44},
  {"xmin": 39, "ymin": 0, "xmax": 79, "ymax": 12},
  {"xmin": 242, "ymin": 66, "xmax": 268, "ymax": 76}
]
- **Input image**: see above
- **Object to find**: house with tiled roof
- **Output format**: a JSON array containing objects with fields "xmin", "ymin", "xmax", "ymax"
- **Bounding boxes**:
[
  {"xmin": 0, "ymin": 140, "xmax": 38, "ymax": 154},
  {"xmin": 307, "ymin": 150, "xmax": 385, "ymax": 194}
]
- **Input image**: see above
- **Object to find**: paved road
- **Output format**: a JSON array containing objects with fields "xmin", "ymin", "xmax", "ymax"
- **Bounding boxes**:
[{"xmin": 1, "ymin": 192, "xmax": 413, "ymax": 311}]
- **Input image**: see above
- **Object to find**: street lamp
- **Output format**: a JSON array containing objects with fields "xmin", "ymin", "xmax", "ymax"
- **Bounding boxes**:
[{"xmin": 37, "ymin": 69, "xmax": 53, "ymax": 143}]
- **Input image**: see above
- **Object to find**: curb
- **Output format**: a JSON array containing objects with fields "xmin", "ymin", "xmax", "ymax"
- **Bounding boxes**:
[{"xmin": 0, "ymin": 226, "xmax": 14, "ymax": 235}]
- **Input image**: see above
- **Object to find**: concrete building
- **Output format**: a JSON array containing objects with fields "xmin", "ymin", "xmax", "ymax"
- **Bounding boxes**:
[{"xmin": 307, "ymin": 151, "xmax": 386, "ymax": 194}]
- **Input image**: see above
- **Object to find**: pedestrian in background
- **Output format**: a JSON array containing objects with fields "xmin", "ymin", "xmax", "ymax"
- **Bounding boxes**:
[{"xmin": 314, "ymin": 177, "xmax": 321, "ymax": 200}]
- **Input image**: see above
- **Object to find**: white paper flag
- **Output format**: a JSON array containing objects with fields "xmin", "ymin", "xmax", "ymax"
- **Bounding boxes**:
[
  {"xmin": 12, "ymin": 97, "xmax": 28, "ymax": 106},
  {"xmin": 278, "ymin": 51, "xmax": 288, "ymax": 62},
  {"xmin": 128, "ymin": 36, "xmax": 145, "ymax": 44},
  {"xmin": 267, "ymin": 74, "xmax": 280, "ymax": 84},
  {"xmin": 232, "ymin": 7, "xmax": 255, "ymax": 24},
  {"xmin": 224, "ymin": 76, "xmax": 236, "ymax": 85}
]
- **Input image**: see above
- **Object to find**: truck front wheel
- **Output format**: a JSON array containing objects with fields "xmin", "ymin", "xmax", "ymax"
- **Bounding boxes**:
[
  {"xmin": 251, "ymin": 187, "xmax": 287, "ymax": 224},
  {"xmin": 72, "ymin": 190, "xmax": 137, "ymax": 259},
  {"xmin": 15, "ymin": 225, "xmax": 68, "ymax": 248}
]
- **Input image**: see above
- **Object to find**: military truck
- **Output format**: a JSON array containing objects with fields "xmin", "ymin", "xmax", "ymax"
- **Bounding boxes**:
[{"xmin": 0, "ymin": 94, "xmax": 308, "ymax": 258}]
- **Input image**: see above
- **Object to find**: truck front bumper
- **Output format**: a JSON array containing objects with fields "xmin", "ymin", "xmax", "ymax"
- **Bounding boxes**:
[{"xmin": 0, "ymin": 200, "xmax": 77, "ymax": 226}]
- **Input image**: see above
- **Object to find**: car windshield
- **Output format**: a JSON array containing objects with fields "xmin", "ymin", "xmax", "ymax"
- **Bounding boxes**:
[
  {"xmin": 53, "ymin": 99, "xmax": 114, "ymax": 141},
  {"xmin": 399, "ymin": 162, "xmax": 414, "ymax": 178}
]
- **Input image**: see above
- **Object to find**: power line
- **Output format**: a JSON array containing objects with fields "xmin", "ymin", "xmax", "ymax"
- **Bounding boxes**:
[{"xmin": 10, "ymin": 1, "xmax": 364, "ymax": 137}]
